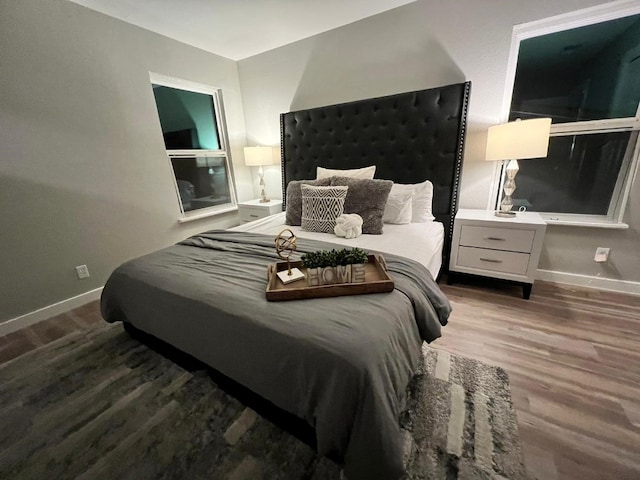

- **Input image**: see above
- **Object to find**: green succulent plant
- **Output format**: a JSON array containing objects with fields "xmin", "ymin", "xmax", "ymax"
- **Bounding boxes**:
[{"xmin": 301, "ymin": 247, "xmax": 368, "ymax": 269}]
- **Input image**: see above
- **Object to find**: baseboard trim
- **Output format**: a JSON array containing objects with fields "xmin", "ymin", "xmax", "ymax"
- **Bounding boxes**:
[
  {"xmin": 3, "ymin": 270, "xmax": 637, "ymax": 336},
  {"xmin": 0, "ymin": 287, "xmax": 103, "ymax": 337},
  {"xmin": 536, "ymin": 270, "xmax": 640, "ymax": 296}
]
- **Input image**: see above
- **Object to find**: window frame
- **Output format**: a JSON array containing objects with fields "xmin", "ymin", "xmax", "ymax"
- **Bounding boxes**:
[
  {"xmin": 149, "ymin": 72, "xmax": 238, "ymax": 223},
  {"xmin": 491, "ymin": 0, "xmax": 640, "ymax": 228}
]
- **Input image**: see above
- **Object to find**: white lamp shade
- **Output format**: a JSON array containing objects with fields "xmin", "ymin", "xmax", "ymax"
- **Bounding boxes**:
[
  {"xmin": 244, "ymin": 146, "xmax": 277, "ymax": 166},
  {"xmin": 485, "ymin": 118, "xmax": 552, "ymax": 161}
]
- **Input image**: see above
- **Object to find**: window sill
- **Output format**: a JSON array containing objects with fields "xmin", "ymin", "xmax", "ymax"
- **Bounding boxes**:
[
  {"xmin": 542, "ymin": 214, "xmax": 629, "ymax": 230},
  {"xmin": 177, "ymin": 205, "xmax": 238, "ymax": 224}
]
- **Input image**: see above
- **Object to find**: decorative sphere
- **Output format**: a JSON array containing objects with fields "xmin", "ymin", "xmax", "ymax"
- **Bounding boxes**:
[{"xmin": 275, "ymin": 229, "xmax": 297, "ymax": 260}]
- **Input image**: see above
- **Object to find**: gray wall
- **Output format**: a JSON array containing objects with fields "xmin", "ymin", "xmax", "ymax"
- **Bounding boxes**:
[
  {"xmin": 238, "ymin": 0, "xmax": 640, "ymax": 284},
  {"xmin": 0, "ymin": 0, "xmax": 254, "ymax": 322},
  {"xmin": 1, "ymin": 0, "xmax": 637, "ymax": 324}
]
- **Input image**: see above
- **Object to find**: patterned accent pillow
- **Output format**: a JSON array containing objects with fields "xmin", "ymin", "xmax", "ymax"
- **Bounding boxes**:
[
  {"xmin": 301, "ymin": 185, "xmax": 348, "ymax": 233},
  {"xmin": 330, "ymin": 177, "xmax": 393, "ymax": 234},
  {"xmin": 285, "ymin": 178, "xmax": 332, "ymax": 225}
]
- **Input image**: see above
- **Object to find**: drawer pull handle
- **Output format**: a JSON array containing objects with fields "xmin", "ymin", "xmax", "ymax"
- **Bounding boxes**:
[
  {"xmin": 485, "ymin": 237, "xmax": 505, "ymax": 241},
  {"xmin": 480, "ymin": 257, "xmax": 503, "ymax": 263},
  {"xmin": 250, "ymin": 214, "xmax": 259, "ymax": 218}
]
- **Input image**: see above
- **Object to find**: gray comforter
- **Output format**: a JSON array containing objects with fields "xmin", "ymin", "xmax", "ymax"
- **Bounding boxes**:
[{"xmin": 101, "ymin": 231, "xmax": 451, "ymax": 479}]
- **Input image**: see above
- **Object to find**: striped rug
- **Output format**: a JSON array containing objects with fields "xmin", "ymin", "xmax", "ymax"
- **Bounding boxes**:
[
  {"xmin": 401, "ymin": 348, "xmax": 527, "ymax": 479},
  {"xmin": 0, "ymin": 323, "xmax": 526, "ymax": 479}
]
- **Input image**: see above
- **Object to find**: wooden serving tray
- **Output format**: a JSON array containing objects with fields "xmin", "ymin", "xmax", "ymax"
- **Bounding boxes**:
[{"xmin": 266, "ymin": 254, "xmax": 394, "ymax": 301}]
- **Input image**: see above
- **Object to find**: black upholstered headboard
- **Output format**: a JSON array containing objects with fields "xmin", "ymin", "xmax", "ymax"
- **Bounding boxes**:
[{"xmin": 280, "ymin": 81, "xmax": 471, "ymax": 270}]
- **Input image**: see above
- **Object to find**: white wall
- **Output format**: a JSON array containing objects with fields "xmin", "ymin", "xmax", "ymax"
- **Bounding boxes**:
[
  {"xmin": 238, "ymin": 0, "xmax": 640, "ymax": 285},
  {"xmin": 0, "ymin": 0, "xmax": 254, "ymax": 322}
]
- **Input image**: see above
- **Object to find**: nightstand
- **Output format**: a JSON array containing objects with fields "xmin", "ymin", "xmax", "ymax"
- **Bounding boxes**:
[
  {"xmin": 238, "ymin": 199, "xmax": 282, "ymax": 223},
  {"xmin": 448, "ymin": 209, "xmax": 547, "ymax": 299}
]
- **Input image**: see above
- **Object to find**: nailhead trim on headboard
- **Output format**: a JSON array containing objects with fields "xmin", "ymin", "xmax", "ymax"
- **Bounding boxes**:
[{"xmin": 445, "ymin": 81, "xmax": 471, "ymax": 269}]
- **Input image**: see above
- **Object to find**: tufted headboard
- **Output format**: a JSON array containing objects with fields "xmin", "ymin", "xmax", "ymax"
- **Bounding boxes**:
[{"xmin": 280, "ymin": 81, "xmax": 471, "ymax": 271}]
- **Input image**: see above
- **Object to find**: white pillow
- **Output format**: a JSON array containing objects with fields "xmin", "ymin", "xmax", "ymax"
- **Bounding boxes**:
[
  {"xmin": 316, "ymin": 165, "xmax": 376, "ymax": 180},
  {"xmin": 383, "ymin": 189, "xmax": 414, "ymax": 224},
  {"xmin": 390, "ymin": 180, "xmax": 434, "ymax": 222}
]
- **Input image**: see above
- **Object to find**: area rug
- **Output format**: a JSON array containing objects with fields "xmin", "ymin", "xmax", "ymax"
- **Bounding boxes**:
[{"xmin": 0, "ymin": 323, "xmax": 527, "ymax": 479}]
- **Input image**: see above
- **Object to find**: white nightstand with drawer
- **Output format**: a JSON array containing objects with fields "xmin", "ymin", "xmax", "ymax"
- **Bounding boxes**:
[
  {"xmin": 238, "ymin": 199, "xmax": 282, "ymax": 223},
  {"xmin": 448, "ymin": 209, "xmax": 547, "ymax": 299}
]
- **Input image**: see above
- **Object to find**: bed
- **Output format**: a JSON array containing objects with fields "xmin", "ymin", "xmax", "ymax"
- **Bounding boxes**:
[
  {"xmin": 232, "ymin": 212, "xmax": 445, "ymax": 279},
  {"xmin": 101, "ymin": 81, "xmax": 471, "ymax": 480}
]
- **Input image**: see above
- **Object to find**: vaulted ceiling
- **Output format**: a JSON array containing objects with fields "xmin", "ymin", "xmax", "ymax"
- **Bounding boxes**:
[{"xmin": 68, "ymin": 0, "xmax": 416, "ymax": 60}]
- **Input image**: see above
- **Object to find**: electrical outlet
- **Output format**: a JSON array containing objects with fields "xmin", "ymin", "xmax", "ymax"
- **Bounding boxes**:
[
  {"xmin": 594, "ymin": 247, "xmax": 610, "ymax": 263},
  {"xmin": 75, "ymin": 264, "xmax": 90, "ymax": 279}
]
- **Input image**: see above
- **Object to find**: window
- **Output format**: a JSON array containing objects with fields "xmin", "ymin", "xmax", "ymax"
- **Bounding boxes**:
[
  {"xmin": 150, "ymin": 73, "xmax": 237, "ymax": 222},
  {"xmin": 498, "ymin": 4, "xmax": 640, "ymax": 227}
]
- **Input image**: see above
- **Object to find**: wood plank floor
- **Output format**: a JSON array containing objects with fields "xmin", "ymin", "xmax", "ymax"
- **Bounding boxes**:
[
  {"xmin": 1, "ymin": 280, "xmax": 639, "ymax": 480},
  {"xmin": 438, "ymin": 279, "xmax": 640, "ymax": 480}
]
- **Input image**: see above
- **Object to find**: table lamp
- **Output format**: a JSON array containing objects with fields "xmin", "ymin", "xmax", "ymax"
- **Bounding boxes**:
[
  {"xmin": 485, "ymin": 118, "xmax": 551, "ymax": 217},
  {"xmin": 244, "ymin": 146, "xmax": 277, "ymax": 203}
]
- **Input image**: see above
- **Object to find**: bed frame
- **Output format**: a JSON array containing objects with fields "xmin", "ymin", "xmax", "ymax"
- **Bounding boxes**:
[{"xmin": 280, "ymin": 81, "xmax": 471, "ymax": 271}]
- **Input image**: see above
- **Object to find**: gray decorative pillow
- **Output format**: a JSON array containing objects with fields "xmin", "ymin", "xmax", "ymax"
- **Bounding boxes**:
[
  {"xmin": 285, "ymin": 178, "xmax": 332, "ymax": 225},
  {"xmin": 301, "ymin": 185, "xmax": 348, "ymax": 233},
  {"xmin": 330, "ymin": 177, "xmax": 393, "ymax": 234}
]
